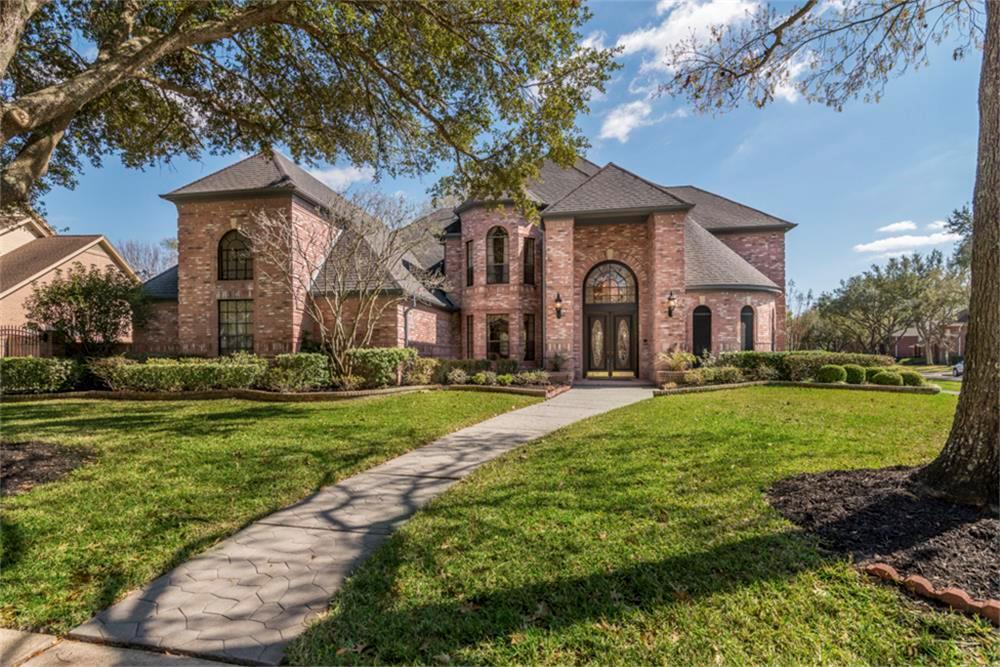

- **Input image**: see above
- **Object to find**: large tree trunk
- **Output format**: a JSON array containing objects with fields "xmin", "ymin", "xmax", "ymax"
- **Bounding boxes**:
[
  {"xmin": 915, "ymin": 1, "xmax": 1000, "ymax": 507},
  {"xmin": 0, "ymin": 0, "xmax": 47, "ymax": 80}
]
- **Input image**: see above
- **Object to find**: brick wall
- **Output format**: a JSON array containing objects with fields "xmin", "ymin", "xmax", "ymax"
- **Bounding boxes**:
[
  {"xmin": 683, "ymin": 290, "xmax": 778, "ymax": 354},
  {"xmin": 132, "ymin": 301, "xmax": 179, "ymax": 356},
  {"xmin": 714, "ymin": 230, "xmax": 787, "ymax": 349}
]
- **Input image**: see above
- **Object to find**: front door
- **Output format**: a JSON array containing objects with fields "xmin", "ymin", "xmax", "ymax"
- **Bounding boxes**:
[{"xmin": 585, "ymin": 312, "xmax": 637, "ymax": 378}]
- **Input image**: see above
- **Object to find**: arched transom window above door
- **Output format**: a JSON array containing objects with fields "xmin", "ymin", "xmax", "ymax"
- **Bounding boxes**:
[{"xmin": 585, "ymin": 262, "xmax": 636, "ymax": 304}]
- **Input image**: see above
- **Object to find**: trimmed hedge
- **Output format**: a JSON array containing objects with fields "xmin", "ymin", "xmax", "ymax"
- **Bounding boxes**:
[
  {"xmin": 719, "ymin": 351, "xmax": 893, "ymax": 381},
  {"xmin": 816, "ymin": 364, "xmax": 847, "ymax": 384},
  {"xmin": 432, "ymin": 359, "xmax": 491, "ymax": 384},
  {"xmin": 899, "ymin": 370, "xmax": 926, "ymax": 387},
  {"xmin": 494, "ymin": 359, "xmax": 520, "ymax": 375},
  {"xmin": 261, "ymin": 353, "xmax": 330, "ymax": 392},
  {"xmin": 403, "ymin": 357, "xmax": 440, "ymax": 386},
  {"xmin": 90, "ymin": 354, "xmax": 267, "ymax": 392},
  {"xmin": 718, "ymin": 351, "xmax": 791, "ymax": 378},
  {"xmin": 0, "ymin": 357, "xmax": 79, "ymax": 394},
  {"xmin": 703, "ymin": 366, "xmax": 743, "ymax": 384},
  {"xmin": 346, "ymin": 347, "xmax": 417, "ymax": 388},
  {"xmin": 843, "ymin": 364, "xmax": 866, "ymax": 385},
  {"xmin": 871, "ymin": 370, "xmax": 904, "ymax": 386}
]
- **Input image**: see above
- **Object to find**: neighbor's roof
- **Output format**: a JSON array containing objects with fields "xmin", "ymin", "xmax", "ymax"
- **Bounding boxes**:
[
  {"xmin": 162, "ymin": 150, "xmax": 345, "ymax": 209},
  {"xmin": 0, "ymin": 235, "xmax": 135, "ymax": 297},
  {"xmin": 143, "ymin": 264, "xmax": 179, "ymax": 300},
  {"xmin": 662, "ymin": 185, "xmax": 796, "ymax": 231},
  {"xmin": 684, "ymin": 220, "xmax": 779, "ymax": 292},
  {"xmin": 542, "ymin": 163, "xmax": 691, "ymax": 218},
  {"xmin": 398, "ymin": 207, "xmax": 455, "ymax": 270}
]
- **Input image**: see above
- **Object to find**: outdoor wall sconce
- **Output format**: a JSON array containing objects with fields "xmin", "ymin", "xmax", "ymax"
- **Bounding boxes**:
[
  {"xmin": 666, "ymin": 291, "xmax": 677, "ymax": 318},
  {"xmin": 555, "ymin": 292, "xmax": 564, "ymax": 319}
]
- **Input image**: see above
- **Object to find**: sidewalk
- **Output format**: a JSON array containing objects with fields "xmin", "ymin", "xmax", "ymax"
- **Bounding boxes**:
[{"xmin": 70, "ymin": 385, "xmax": 653, "ymax": 665}]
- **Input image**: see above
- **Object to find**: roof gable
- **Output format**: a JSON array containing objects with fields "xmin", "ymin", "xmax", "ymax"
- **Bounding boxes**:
[
  {"xmin": 0, "ymin": 235, "xmax": 132, "ymax": 296},
  {"xmin": 542, "ymin": 163, "xmax": 690, "ymax": 217},
  {"xmin": 684, "ymin": 219, "xmax": 779, "ymax": 292},
  {"xmin": 664, "ymin": 185, "xmax": 795, "ymax": 231}
]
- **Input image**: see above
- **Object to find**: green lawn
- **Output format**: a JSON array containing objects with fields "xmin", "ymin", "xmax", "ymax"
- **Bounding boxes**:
[
  {"xmin": 933, "ymin": 380, "xmax": 962, "ymax": 392},
  {"xmin": 0, "ymin": 391, "xmax": 538, "ymax": 633},
  {"xmin": 289, "ymin": 387, "xmax": 997, "ymax": 665}
]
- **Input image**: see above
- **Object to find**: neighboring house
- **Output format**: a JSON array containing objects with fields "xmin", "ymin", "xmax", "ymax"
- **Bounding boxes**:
[
  {"xmin": 894, "ymin": 312, "xmax": 969, "ymax": 363},
  {"xmin": 0, "ymin": 212, "xmax": 136, "ymax": 356},
  {"xmin": 135, "ymin": 151, "xmax": 795, "ymax": 382}
]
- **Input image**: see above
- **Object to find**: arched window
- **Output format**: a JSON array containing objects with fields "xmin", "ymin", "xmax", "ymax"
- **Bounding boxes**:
[
  {"xmin": 218, "ymin": 230, "xmax": 253, "ymax": 280},
  {"xmin": 584, "ymin": 262, "xmax": 637, "ymax": 304},
  {"xmin": 741, "ymin": 305, "xmax": 755, "ymax": 351},
  {"xmin": 486, "ymin": 227, "xmax": 508, "ymax": 284},
  {"xmin": 693, "ymin": 305, "xmax": 711, "ymax": 358}
]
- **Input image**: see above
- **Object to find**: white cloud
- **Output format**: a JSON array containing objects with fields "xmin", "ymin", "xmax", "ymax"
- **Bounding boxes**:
[
  {"xmin": 853, "ymin": 232, "xmax": 962, "ymax": 254},
  {"xmin": 617, "ymin": 0, "xmax": 759, "ymax": 73},
  {"xmin": 579, "ymin": 31, "xmax": 607, "ymax": 51},
  {"xmin": 926, "ymin": 220, "xmax": 948, "ymax": 230},
  {"xmin": 309, "ymin": 165, "xmax": 374, "ymax": 191},
  {"xmin": 876, "ymin": 221, "xmax": 917, "ymax": 233},
  {"xmin": 599, "ymin": 100, "xmax": 655, "ymax": 142}
]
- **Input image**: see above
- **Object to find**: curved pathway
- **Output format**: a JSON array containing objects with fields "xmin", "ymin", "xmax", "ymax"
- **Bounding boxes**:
[{"xmin": 70, "ymin": 385, "xmax": 652, "ymax": 665}]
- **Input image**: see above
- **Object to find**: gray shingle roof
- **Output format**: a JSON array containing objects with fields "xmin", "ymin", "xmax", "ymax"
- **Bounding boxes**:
[
  {"xmin": 663, "ymin": 185, "xmax": 795, "ymax": 231},
  {"xmin": 684, "ymin": 219, "xmax": 779, "ymax": 292},
  {"xmin": 0, "ymin": 236, "xmax": 102, "ymax": 293},
  {"xmin": 162, "ymin": 150, "xmax": 346, "ymax": 208},
  {"xmin": 542, "ymin": 163, "xmax": 690, "ymax": 217},
  {"xmin": 143, "ymin": 264, "xmax": 179, "ymax": 300},
  {"xmin": 524, "ymin": 159, "xmax": 594, "ymax": 204},
  {"xmin": 398, "ymin": 207, "xmax": 455, "ymax": 270}
]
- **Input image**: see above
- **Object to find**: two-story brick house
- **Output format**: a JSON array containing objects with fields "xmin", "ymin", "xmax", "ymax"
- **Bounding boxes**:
[{"xmin": 135, "ymin": 151, "xmax": 795, "ymax": 382}]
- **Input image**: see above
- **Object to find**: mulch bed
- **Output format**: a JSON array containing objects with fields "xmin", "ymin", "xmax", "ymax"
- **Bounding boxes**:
[
  {"xmin": 1, "ymin": 441, "xmax": 94, "ymax": 496},
  {"xmin": 768, "ymin": 466, "xmax": 999, "ymax": 601}
]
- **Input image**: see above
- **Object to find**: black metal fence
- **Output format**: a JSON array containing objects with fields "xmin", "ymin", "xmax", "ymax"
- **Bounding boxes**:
[{"xmin": 0, "ymin": 325, "xmax": 49, "ymax": 357}]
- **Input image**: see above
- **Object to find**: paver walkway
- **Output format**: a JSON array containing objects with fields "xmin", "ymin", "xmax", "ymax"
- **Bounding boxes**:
[
  {"xmin": 0, "ymin": 629, "xmax": 218, "ymax": 667},
  {"xmin": 71, "ymin": 385, "xmax": 652, "ymax": 665}
]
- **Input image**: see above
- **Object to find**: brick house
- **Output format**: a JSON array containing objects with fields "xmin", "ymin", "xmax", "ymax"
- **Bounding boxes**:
[{"xmin": 135, "ymin": 151, "xmax": 795, "ymax": 382}]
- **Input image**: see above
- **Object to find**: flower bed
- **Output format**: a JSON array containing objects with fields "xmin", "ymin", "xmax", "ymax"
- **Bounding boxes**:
[{"xmin": 654, "ymin": 381, "xmax": 941, "ymax": 397}]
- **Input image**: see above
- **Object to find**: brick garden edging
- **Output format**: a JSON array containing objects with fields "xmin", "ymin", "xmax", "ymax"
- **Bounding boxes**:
[
  {"xmin": 445, "ymin": 384, "xmax": 571, "ymax": 399},
  {"xmin": 653, "ymin": 381, "xmax": 941, "ymax": 397},
  {"xmin": 864, "ymin": 563, "xmax": 1000, "ymax": 626}
]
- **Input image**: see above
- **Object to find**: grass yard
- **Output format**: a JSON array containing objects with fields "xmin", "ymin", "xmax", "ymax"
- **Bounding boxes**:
[
  {"xmin": 932, "ymin": 380, "xmax": 963, "ymax": 392},
  {"xmin": 289, "ymin": 387, "xmax": 997, "ymax": 665},
  {"xmin": 0, "ymin": 391, "xmax": 538, "ymax": 633}
]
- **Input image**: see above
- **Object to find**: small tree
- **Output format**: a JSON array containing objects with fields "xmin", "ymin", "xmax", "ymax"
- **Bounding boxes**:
[
  {"xmin": 249, "ymin": 191, "xmax": 446, "ymax": 377},
  {"xmin": 909, "ymin": 251, "xmax": 969, "ymax": 364},
  {"xmin": 24, "ymin": 263, "xmax": 147, "ymax": 356},
  {"xmin": 945, "ymin": 204, "xmax": 973, "ymax": 270},
  {"xmin": 116, "ymin": 237, "xmax": 178, "ymax": 279}
]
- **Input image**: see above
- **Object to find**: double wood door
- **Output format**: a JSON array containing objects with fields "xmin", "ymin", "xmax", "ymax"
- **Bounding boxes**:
[{"xmin": 585, "ymin": 311, "xmax": 637, "ymax": 378}]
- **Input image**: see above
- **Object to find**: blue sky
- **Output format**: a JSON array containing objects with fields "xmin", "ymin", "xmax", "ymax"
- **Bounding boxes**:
[{"xmin": 43, "ymin": 0, "xmax": 979, "ymax": 296}]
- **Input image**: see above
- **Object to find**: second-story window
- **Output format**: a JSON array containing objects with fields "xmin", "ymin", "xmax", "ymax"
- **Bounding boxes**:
[
  {"xmin": 218, "ymin": 230, "xmax": 253, "ymax": 280},
  {"xmin": 465, "ymin": 240, "xmax": 474, "ymax": 286},
  {"xmin": 523, "ymin": 237, "xmax": 536, "ymax": 285},
  {"xmin": 486, "ymin": 226, "xmax": 509, "ymax": 284}
]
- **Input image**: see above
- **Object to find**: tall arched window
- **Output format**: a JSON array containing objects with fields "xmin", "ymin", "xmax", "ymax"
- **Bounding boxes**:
[
  {"xmin": 741, "ymin": 305, "xmax": 755, "ymax": 351},
  {"xmin": 693, "ymin": 305, "xmax": 711, "ymax": 358},
  {"xmin": 486, "ymin": 226, "xmax": 508, "ymax": 284},
  {"xmin": 218, "ymin": 230, "xmax": 253, "ymax": 280}
]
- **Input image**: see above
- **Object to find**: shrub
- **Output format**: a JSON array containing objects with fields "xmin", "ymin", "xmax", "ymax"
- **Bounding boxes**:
[
  {"xmin": 745, "ymin": 364, "xmax": 781, "ymax": 381},
  {"xmin": 470, "ymin": 371, "xmax": 497, "ymax": 386},
  {"xmin": 871, "ymin": 370, "xmax": 903, "ymax": 386},
  {"xmin": 496, "ymin": 373, "xmax": 514, "ymax": 386},
  {"xmin": 900, "ymin": 370, "xmax": 926, "ymax": 387},
  {"xmin": 403, "ymin": 357, "xmax": 439, "ymax": 385},
  {"xmin": 865, "ymin": 366, "xmax": 884, "ymax": 382},
  {"xmin": 432, "ymin": 359, "xmax": 490, "ymax": 384},
  {"xmin": 494, "ymin": 359, "xmax": 520, "ymax": 374},
  {"xmin": 702, "ymin": 366, "xmax": 743, "ymax": 384},
  {"xmin": 346, "ymin": 347, "xmax": 417, "ymax": 388},
  {"xmin": 89, "ymin": 355, "xmax": 267, "ymax": 392},
  {"xmin": 514, "ymin": 370, "xmax": 549, "ymax": 386},
  {"xmin": 784, "ymin": 352, "xmax": 893, "ymax": 381},
  {"xmin": 549, "ymin": 352, "xmax": 567, "ymax": 371},
  {"xmin": 682, "ymin": 369, "xmax": 705, "ymax": 386},
  {"xmin": 718, "ymin": 351, "xmax": 790, "ymax": 378},
  {"xmin": 816, "ymin": 364, "xmax": 847, "ymax": 384},
  {"xmin": 445, "ymin": 368, "xmax": 468, "ymax": 385},
  {"xmin": 261, "ymin": 353, "xmax": 329, "ymax": 392},
  {"xmin": 843, "ymin": 364, "xmax": 866, "ymax": 385},
  {"xmin": 0, "ymin": 357, "xmax": 79, "ymax": 394},
  {"xmin": 330, "ymin": 374, "xmax": 364, "ymax": 391},
  {"xmin": 657, "ymin": 351, "xmax": 697, "ymax": 371}
]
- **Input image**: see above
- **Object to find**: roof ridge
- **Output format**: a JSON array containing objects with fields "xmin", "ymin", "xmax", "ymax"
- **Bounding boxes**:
[
  {"xmin": 164, "ymin": 153, "xmax": 261, "ymax": 195},
  {"xmin": 665, "ymin": 184, "xmax": 796, "ymax": 229},
  {"xmin": 606, "ymin": 162, "xmax": 690, "ymax": 207},
  {"xmin": 684, "ymin": 218, "xmax": 778, "ymax": 289},
  {"xmin": 540, "ymin": 162, "xmax": 612, "ymax": 213}
]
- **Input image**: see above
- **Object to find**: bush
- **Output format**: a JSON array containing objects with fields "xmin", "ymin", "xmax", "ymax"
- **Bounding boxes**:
[
  {"xmin": 865, "ymin": 366, "xmax": 884, "ymax": 382},
  {"xmin": 346, "ymin": 347, "xmax": 417, "ymax": 388},
  {"xmin": 682, "ymin": 369, "xmax": 705, "ymax": 386},
  {"xmin": 843, "ymin": 364, "xmax": 866, "ymax": 385},
  {"xmin": 330, "ymin": 374, "xmax": 364, "ymax": 391},
  {"xmin": 89, "ymin": 355, "xmax": 267, "ymax": 392},
  {"xmin": 445, "ymin": 368, "xmax": 469, "ymax": 385},
  {"xmin": 496, "ymin": 373, "xmax": 514, "ymax": 386},
  {"xmin": 433, "ymin": 359, "xmax": 490, "ymax": 384},
  {"xmin": 470, "ymin": 371, "xmax": 497, "ymax": 386},
  {"xmin": 515, "ymin": 370, "xmax": 549, "ymax": 386},
  {"xmin": 718, "ymin": 351, "xmax": 790, "ymax": 378},
  {"xmin": 745, "ymin": 364, "xmax": 781, "ymax": 381},
  {"xmin": 494, "ymin": 359, "xmax": 520, "ymax": 374},
  {"xmin": 0, "ymin": 357, "xmax": 79, "ymax": 394},
  {"xmin": 261, "ymin": 353, "xmax": 329, "ymax": 392},
  {"xmin": 871, "ymin": 370, "xmax": 903, "ymax": 386},
  {"xmin": 549, "ymin": 352, "xmax": 567, "ymax": 372},
  {"xmin": 900, "ymin": 370, "xmax": 926, "ymax": 387},
  {"xmin": 658, "ymin": 351, "xmax": 697, "ymax": 371},
  {"xmin": 403, "ymin": 356, "xmax": 439, "ymax": 386},
  {"xmin": 702, "ymin": 366, "xmax": 743, "ymax": 384},
  {"xmin": 816, "ymin": 364, "xmax": 847, "ymax": 384},
  {"xmin": 784, "ymin": 352, "xmax": 893, "ymax": 381}
]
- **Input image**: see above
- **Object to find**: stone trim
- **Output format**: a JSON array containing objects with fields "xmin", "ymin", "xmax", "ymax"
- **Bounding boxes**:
[{"xmin": 864, "ymin": 563, "xmax": 999, "ymax": 626}]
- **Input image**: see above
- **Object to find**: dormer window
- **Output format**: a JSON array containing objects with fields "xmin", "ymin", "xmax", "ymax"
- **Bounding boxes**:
[
  {"xmin": 218, "ymin": 230, "xmax": 253, "ymax": 280},
  {"xmin": 486, "ymin": 226, "xmax": 509, "ymax": 284}
]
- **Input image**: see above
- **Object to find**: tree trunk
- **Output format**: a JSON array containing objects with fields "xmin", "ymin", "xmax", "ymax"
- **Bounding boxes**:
[
  {"xmin": 0, "ymin": 0, "xmax": 48, "ymax": 80},
  {"xmin": 915, "ymin": 1, "xmax": 1000, "ymax": 507},
  {"xmin": 1, "ymin": 112, "xmax": 71, "ymax": 206}
]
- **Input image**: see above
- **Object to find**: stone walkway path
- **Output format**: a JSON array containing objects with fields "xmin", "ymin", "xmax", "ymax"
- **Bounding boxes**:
[
  {"xmin": 70, "ymin": 385, "xmax": 653, "ymax": 665},
  {"xmin": 1, "ymin": 629, "xmax": 217, "ymax": 666}
]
